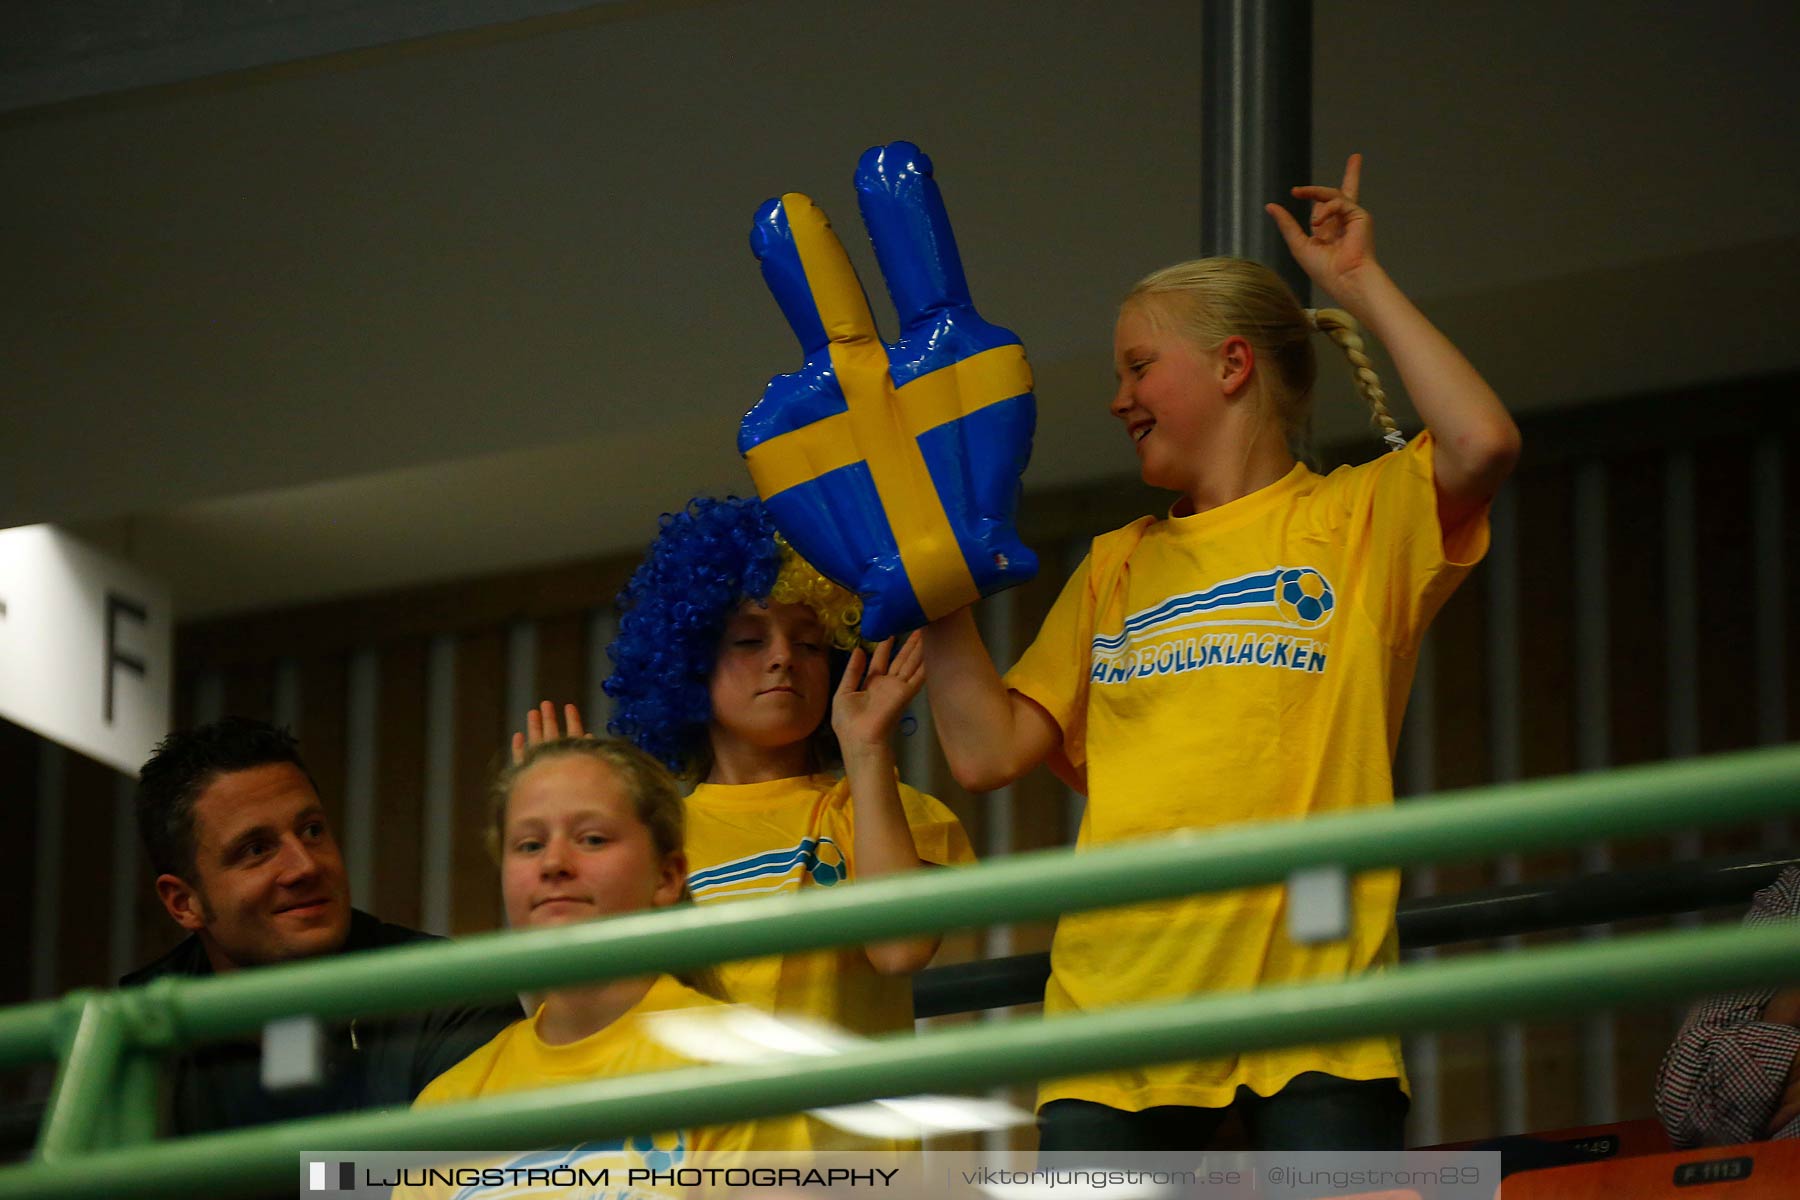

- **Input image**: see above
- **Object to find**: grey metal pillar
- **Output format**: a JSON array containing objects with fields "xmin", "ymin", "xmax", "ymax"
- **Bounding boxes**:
[{"xmin": 1200, "ymin": 0, "xmax": 1314, "ymax": 302}]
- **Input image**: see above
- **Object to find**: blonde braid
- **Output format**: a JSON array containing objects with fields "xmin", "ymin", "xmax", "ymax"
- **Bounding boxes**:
[{"xmin": 1307, "ymin": 307, "xmax": 1406, "ymax": 452}]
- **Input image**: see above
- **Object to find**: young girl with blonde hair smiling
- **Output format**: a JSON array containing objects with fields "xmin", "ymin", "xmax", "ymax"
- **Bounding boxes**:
[
  {"xmin": 922, "ymin": 155, "xmax": 1521, "ymax": 1151},
  {"xmin": 403, "ymin": 736, "xmax": 810, "ymax": 1195}
]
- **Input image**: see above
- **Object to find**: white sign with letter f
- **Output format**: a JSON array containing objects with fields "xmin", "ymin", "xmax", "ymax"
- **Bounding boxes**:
[{"xmin": 0, "ymin": 525, "xmax": 172, "ymax": 775}]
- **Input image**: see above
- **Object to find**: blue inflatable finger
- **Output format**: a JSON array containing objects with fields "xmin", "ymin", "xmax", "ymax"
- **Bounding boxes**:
[{"xmin": 739, "ymin": 142, "xmax": 1038, "ymax": 641}]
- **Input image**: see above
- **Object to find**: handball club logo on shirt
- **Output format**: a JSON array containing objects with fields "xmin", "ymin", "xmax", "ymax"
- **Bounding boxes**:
[
  {"xmin": 1090, "ymin": 566, "xmax": 1335, "ymax": 686},
  {"xmin": 688, "ymin": 836, "xmax": 849, "ymax": 902}
]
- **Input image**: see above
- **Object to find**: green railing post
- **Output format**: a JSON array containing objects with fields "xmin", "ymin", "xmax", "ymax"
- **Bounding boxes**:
[
  {"xmin": 34, "ymin": 992, "xmax": 126, "ymax": 1161},
  {"xmin": 102, "ymin": 983, "xmax": 181, "ymax": 1148},
  {"xmin": 99, "ymin": 1051, "xmax": 162, "ymax": 1148}
]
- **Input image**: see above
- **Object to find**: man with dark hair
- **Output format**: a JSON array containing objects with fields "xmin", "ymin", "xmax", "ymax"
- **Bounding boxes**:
[{"xmin": 121, "ymin": 716, "xmax": 518, "ymax": 1134}]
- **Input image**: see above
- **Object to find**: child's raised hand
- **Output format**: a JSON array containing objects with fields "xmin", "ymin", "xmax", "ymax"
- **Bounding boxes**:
[
  {"xmin": 1265, "ymin": 153, "xmax": 1379, "ymax": 301},
  {"xmin": 830, "ymin": 630, "xmax": 926, "ymax": 756},
  {"xmin": 510, "ymin": 700, "xmax": 587, "ymax": 764}
]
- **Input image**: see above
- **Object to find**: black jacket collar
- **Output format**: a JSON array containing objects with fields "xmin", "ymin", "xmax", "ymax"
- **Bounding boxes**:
[{"xmin": 119, "ymin": 909, "xmax": 436, "ymax": 987}]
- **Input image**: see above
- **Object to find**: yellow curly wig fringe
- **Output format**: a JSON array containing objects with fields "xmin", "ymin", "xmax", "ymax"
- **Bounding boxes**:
[{"xmin": 767, "ymin": 536, "xmax": 863, "ymax": 650}]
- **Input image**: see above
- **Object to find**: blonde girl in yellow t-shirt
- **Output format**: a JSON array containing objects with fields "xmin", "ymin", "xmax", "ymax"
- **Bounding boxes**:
[
  {"xmin": 920, "ymin": 155, "xmax": 1521, "ymax": 1152},
  {"xmin": 403, "ymin": 736, "xmax": 810, "ymax": 1199}
]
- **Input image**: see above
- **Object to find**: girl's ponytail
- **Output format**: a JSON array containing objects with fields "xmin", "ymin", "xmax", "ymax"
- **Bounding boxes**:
[{"xmin": 1308, "ymin": 307, "xmax": 1406, "ymax": 452}]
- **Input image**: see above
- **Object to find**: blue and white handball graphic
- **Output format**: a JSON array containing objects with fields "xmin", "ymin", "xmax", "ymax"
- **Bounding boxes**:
[
  {"xmin": 628, "ymin": 1131, "xmax": 682, "ymax": 1173},
  {"xmin": 808, "ymin": 838, "xmax": 846, "ymax": 886},
  {"xmin": 1275, "ymin": 567, "xmax": 1335, "ymax": 627}
]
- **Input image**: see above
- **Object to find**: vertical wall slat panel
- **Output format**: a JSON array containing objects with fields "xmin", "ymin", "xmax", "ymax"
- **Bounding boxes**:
[
  {"xmin": 0, "ymin": 721, "xmax": 42, "ymax": 1099},
  {"xmin": 1603, "ymin": 449, "xmax": 1677, "ymax": 1121},
  {"xmin": 1424, "ymin": 549, "xmax": 1496, "ymax": 1143},
  {"xmin": 1511, "ymin": 465, "xmax": 1583, "ymax": 1133},
  {"xmin": 1606, "ymin": 452, "xmax": 1674, "ymax": 789},
  {"xmin": 1484, "ymin": 486, "xmax": 1530, "ymax": 1136},
  {"xmin": 56, "ymin": 751, "xmax": 120, "ymax": 992},
  {"xmin": 504, "ymin": 622, "xmax": 537, "ymax": 731},
  {"xmin": 533, "ymin": 613, "xmax": 591, "ymax": 720},
  {"xmin": 1694, "ymin": 443, "xmax": 1761, "ymax": 863},
  {"xmin": 586, "ymin": 612, "xmax": 618, "ymax": 731},
  {"xmin": 1399, "ymin": 635, "xmax": 1441, "ymax": 1148},
  {"xmin": 1751, "ymin": 442, "xmax": 1786, "ymax": 751},
  {"xmin": 0, "ymin": 720, "xmax": 41, "ymax": 1017},
  {"xmin": 273, "ymin": 658, "xmax": 302, "ymax": 731},
  {"xmin": 193, "ymin": 670, "xmax": 225, "ymax": 725},
  {"xmin": 1786, "ymin": 428, "xmax": 1800, "ymax": 849},
  {"xmin": 1571, "ymin": 461, "xmax": 1618, "ymax": 1124},
  {"xmin": 422, "ymin": 636, "xmax": 457, "ymax": 934},
  {"xmin": 343, "ymin": 649, "xmax": 379, "ymax": 911},
  {"xmin": 372, "ymin": 640, "xmax": 429, "ymax": 929},
  {"xmin": 173, "ymin": 669, "xmax": 199, "ymax": 733},
  {"xmin": 299, "ymin": 654, "xmax": 351, "ymax": 844},
  {"xmin": 220, "ymin": 663, "xmax": 277, "ymax": 724},
  {"xmin": 450, "ymin": 630, "xmax": 507, "ymax": 935},
  {"xmin": 108, "ymin": 773, "xmax": 139, "ymax": 983},
  {"xmin": 1750, "ymin": 443, "xmax": 1787, "ymax": 849},
  {"xmin": 32, "ymin": 742, "xmax": 65, "ymax": 1001},
  {"xmin": 1664, "ymin": 451, "xmax": 1701, "ymax": 878},
  {"xmin": 1788, "ymin": 426, "xmax": 1800, "ymax": 750}
]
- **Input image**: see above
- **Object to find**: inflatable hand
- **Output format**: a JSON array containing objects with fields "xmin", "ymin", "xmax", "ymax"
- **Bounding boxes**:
[{"xmin": 740, "ymin": 141, "xmax": 1038, "ymax": 641}]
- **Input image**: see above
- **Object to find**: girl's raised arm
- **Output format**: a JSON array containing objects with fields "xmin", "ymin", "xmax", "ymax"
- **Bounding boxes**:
[
  {"xmin": 921, "ymin": 607, "xmax": 1062, "ymax": 794},
  {"xmin": 832, "ymin": 630, "xmax": 939, "ymax": 974},
  {"xmin": 1266, "ymin": 154, "xmax": 1520, "ymax": 534}
]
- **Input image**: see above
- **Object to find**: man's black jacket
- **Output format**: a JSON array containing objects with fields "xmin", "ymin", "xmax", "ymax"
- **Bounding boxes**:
[{"xmin": 120, "ymin": 909, "xmax": 520, "ymax": 1135}]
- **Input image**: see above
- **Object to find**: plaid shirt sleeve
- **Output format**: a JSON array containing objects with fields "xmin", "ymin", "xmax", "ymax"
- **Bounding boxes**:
[{"xmin": 1655, "ymin": 866, "xmax": 1800, "ymax": 1148}]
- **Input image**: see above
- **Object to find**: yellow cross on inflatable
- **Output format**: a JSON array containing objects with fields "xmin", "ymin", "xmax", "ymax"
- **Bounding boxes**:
[{"xmin": 739, "ymin": 142, "xmax": 1038, "ymax": 639}]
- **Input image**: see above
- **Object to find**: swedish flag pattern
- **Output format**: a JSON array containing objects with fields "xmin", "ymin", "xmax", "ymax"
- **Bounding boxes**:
[{"xmin": 740, "ymin": 141, "xmax": 1038, "ymax": 640}]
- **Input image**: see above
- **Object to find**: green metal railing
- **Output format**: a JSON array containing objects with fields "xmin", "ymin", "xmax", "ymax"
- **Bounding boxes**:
[{"xmin": 2, "ymin": 744, "xmax": 1798, "ymax": 1197}]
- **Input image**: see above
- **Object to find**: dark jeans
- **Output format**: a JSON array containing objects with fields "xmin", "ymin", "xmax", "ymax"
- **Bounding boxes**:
[{"xmin": 1038, "ymin": 1072, "xmax": 1409, "ymax": 1153}]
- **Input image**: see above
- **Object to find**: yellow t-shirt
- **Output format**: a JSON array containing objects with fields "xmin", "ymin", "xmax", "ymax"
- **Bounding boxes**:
[
  {"xmin": 1004, "ymin": 434, "xmax": 1488, "ymax": 1112},
  {"xmin": 685, "ymin": 774, "xmax": 974, "ymax": 1035},
  {"xmin": 684, "ymin": 774, "xmax": 974, "ymax": 1148},
  {"xmin": 399, "ymin": 975, "xmax": 811, "ymax": 1199}
]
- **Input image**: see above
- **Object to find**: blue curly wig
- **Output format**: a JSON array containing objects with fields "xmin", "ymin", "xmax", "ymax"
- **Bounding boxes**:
[{"xmin": 604, "ymin": 496, "xmax": 861, "ymax": 774}]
